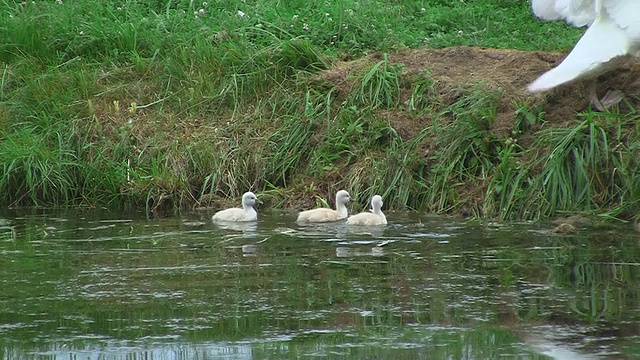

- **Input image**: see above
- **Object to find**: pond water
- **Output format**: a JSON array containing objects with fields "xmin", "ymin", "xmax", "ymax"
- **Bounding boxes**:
[{"xmin": 0, "ymin": 208, "xmax": 639, "ymax": 359}]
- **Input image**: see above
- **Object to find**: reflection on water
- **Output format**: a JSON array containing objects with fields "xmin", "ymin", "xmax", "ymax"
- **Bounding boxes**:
[
  {"xmin": 5, "ymin": 342, "xmax": 254, "ymax": 360},
  {"xmin": 213, "ymin": 220, "xmax": 259, "ymax": 233},
  {"xmin": 335, "ymin": 245, "xmax": 385, "ymax": 257},
  {"xmin": 0, "ymin": 208, "xmax": 639, "ymax": 359}
]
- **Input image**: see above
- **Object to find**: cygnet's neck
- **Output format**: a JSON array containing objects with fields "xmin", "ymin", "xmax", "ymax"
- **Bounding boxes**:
[
  {"xmin": 372, "ymin": 205, "xmax": 386, "ymax": 223},
  {"xmin": 336, "ymin": 200, "xmax": 348, "ymax": 218},
  {"xmin": 243, "ymin": 203, "xmax": 256, "ymax": 215}
]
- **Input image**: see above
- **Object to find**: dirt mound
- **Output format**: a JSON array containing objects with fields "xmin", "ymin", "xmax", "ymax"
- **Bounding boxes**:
[{"xmin": 322, "ymin": 47, "xmax": 640, "ymax": 138}]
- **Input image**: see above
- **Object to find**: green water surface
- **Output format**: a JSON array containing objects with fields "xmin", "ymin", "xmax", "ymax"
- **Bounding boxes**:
[{"xmin": 0, "ymin": 208, "xmax": 638, "ymax": 359}]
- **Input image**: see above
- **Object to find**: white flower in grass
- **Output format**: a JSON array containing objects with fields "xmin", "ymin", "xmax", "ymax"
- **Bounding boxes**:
[
  {"xmin": 195, "ymin": 8, "xmax": 205, "ymax": 17},
  {"xmin": 420, "ymin": 7, "xmax": 426, "ymax": 13},
  {"xmin": 56, "ymin": 0, "xmax": 63, "ymax": 4},
  {"xmin": 202, "ymin": 1, "xmax": 208, "ymax": 7},
  {"xmin": 302, "ymin": 23, "xmax": 309, "ymax": 31},
  {"xmin": 457, "ymin": 30, "xmax": 463, "ymax": 36},
  {"xmin": 292, "ymin": 14, "xmax": 299, "ymax": 21},
  {"xmin": 237, "ymin": 10, "xmax": 246, "ymax": 18}
]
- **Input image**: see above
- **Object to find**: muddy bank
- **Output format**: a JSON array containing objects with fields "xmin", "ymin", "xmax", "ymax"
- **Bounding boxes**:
[{"xmin": 324, "ymin": 47, "xmax": 640, "ymax": 138}]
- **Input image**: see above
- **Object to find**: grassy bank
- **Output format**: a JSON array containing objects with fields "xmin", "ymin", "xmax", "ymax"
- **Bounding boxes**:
[{"xmin": 1, "ymin": 0, "xmax": 639, "ymax": 220}]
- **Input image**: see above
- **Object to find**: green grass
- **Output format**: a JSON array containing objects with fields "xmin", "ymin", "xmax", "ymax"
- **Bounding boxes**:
[
  {"xmin": 425, "ymin": 84, "xmax": 502, "ymax": 213},
  {"xmin": 532, "ymin": 111, "xmax": 640, "ymax": 218},
  {"xmin": 351, "ymin": 53, "xmax": 403, "ymax": 109},
  {"xmin": 1, "ymin": 0, "xmax": 639, "ymax": 221},
  {"xmin": 482, "ymin": 108, "xmax": 640, "ymax": 221}
]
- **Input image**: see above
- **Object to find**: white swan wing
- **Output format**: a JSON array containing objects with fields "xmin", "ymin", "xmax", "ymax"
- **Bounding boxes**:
[
  {"xmin": 528, "ymin": 0, "xmax": 640, "ymax": 93},
  {"xmin": 605, "ymin": 1, "xmax": 640, "ymax": 42},
  {"xmin": 532, "ymin": 0, "xmax": 596, "ymax": 27},
  {"xmin": 531, "ymin": 0, "xmax": 640, "ymax": 35}
]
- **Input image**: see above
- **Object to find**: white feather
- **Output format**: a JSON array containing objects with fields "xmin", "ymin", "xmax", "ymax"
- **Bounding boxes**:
[
  {"xmin": 532, "ymin": 0, "xmax": 596, "ymax": 27},
  {"xmin": 528, "ymin": 0, "xmax": 640, "ymax": 93}
]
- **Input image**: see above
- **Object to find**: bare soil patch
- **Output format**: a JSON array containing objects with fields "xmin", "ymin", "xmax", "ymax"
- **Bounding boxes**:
[{"xmin": 322, "ymin": 46, "xmax": 640, "ymax": 138}]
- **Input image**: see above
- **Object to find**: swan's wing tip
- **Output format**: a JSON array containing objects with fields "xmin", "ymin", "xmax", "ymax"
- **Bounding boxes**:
[{"xmin": 527, "ymin": 79, "xmax": 552, "ymax": 93}]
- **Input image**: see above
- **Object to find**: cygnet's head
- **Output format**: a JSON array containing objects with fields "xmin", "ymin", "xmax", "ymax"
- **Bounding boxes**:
[
  {"xmin": 242, "ymin": 192, "xmax": 262, "ymax": 207},
  {"xmin": 336, "ymin": 190, "xmax": 351, "ymax": 204},
  {"xmin": 371, "ymin": 195, "xmax": 383, "ymax": 210}
]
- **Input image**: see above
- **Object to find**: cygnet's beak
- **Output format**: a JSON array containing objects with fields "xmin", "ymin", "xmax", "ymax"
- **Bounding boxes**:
[{"xmin": 255, "ymin": 199, "xmax": 264, "ymax": 206}]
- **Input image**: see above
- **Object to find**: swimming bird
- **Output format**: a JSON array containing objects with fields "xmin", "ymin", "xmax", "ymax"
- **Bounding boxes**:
[
  {"xmin": 346, "ymin": 195, "xmax": 387, "ymax": 226},
  {"xmin": 212, "ymin": 192, "xmax": 262, "ymax": 222},
  {"xmin": 528, "ymin": 0, "xmax": 640, "ymax": 110},
  {"xmin": 296, "ymin": 190, "xmax": 351, "ymax": 223}
]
